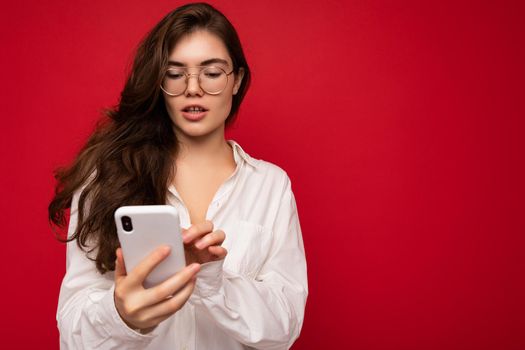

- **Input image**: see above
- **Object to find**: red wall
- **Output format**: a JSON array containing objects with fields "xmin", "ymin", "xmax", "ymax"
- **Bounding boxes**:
[{"xmin": 2, "ymin": 0, "xmax": 524, "ymax": 348}]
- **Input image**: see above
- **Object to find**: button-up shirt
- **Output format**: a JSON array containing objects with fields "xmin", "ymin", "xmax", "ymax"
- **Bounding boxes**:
[{"xmin": 57, "ymin": 139, "xmax": 308, "ymax": 349}]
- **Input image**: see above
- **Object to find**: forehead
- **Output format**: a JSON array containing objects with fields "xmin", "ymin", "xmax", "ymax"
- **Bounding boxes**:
[{"xmin": 168, "ymin": 30, "xmax": 232, "ymax": 67}]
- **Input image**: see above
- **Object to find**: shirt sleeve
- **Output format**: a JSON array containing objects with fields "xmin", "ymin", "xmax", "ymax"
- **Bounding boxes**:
[
  {"xmin": 56, "ymin": 189, "xmax": 158, "ymax": 349},
  {"xmin": 190, "ymin": 174, "xmax": 309, "ymax": 350}
]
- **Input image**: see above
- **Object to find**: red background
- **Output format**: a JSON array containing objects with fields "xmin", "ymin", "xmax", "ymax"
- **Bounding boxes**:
[{"xmin": 2, "ymin": 0, "xmax": 524, "ymax": 349}]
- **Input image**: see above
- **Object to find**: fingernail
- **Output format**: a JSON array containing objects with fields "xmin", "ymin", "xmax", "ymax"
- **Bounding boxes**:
[
  {"xmin": 191, "ymin": 263, "xmax": 200, "ymax": 272},
  {"xmin": 161, "ymin": 246, "xmax": 171, "ymax": 254}
]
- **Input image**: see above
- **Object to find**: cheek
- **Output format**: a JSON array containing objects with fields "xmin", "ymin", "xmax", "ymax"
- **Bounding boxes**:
[
  {"xmin": 163, "ymin": 97, "xmax": 171, "ymax": 112},
  {"xmin": 216, "ymin": 95, "xmax": 234, "ymax": 117},
  {"xmin": 163, "ymin": 98, "xmax": 180, "ymax": 118}
]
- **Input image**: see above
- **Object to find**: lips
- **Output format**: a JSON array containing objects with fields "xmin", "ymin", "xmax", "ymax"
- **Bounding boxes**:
[{"xmin": 181, "ymin": 104, "xmax": 208, "ymax": 112}]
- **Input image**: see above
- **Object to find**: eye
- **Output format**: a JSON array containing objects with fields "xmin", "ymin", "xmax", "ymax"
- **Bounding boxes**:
[
  {"xmin": 166, "ymin": 70, "xmax": 184, "ymax": 79},
  {"xmin": 203, "ymin": 67, "xmax": 224, "ymax": 79},
  {"xmin": 205, "ymin": 72, "xmax": 222, "ymax": 79}
]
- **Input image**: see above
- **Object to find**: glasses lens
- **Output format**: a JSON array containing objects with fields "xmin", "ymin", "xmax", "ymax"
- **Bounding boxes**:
[
  {"xmin": 162, "ymin": 68, "xmax": 186, "ymax": 96},
  {"xmin": 161, "ymin": 67, "xmax": 229, "ymax": 95},
  {"xmin": 200, "ymin": 67, "xmax": 228, "ymax": 94}
]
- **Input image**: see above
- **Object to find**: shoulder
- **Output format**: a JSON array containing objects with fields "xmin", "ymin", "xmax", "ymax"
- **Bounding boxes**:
[
  {"xmin": 228, "ymin": 139, "xmax": 292, "ymax": 195},
  {"xmin": 254, "ymin": 159, "xmax": 290, "ymax": 182},
  {"xmin": 249, "ymin": 158, "xmax": 293, "ymax": 197}
]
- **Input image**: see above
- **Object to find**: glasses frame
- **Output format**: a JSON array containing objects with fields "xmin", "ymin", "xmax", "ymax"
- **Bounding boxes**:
[{"xmin": 160, "ymin": 65, "xmax": 235, "ymax": 97}]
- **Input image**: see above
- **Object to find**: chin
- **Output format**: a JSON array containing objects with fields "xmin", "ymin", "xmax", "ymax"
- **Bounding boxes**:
[{"xmin": 175, "ymin": 124, "xmax": 215, "ymax": 138}]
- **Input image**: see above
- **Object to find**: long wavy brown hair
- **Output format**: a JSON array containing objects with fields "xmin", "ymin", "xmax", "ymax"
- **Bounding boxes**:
[{"xmin": 49, "ymin": 2, "xmax": 251, "ymax": 274}]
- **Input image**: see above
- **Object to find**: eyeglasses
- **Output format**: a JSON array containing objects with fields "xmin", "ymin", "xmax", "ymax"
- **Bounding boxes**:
[{"xmin": 160, "ymin": 66, "xmax": 234, "ymax": 96}]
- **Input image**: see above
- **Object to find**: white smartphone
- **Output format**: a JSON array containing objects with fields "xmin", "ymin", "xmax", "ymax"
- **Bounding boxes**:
[{"xmin": 114, "ymin": 205, "xmax": 186, "ymax": 288}]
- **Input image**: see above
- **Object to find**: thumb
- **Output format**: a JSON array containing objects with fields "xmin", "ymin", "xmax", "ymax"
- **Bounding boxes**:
[{"xmin": 115, "ymin": 248, "xmax": 127, "ymax": 280}]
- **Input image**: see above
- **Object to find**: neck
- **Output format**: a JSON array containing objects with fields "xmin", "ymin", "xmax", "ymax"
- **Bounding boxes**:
[{"xmin": 174, "ymin": 127, "xmax": 232, "ymax": 168}]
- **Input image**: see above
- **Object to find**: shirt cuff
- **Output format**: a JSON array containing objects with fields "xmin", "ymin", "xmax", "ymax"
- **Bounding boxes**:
[
  {"xmin": 193, "ymin": 259, "xmax": 225, "ymax": 298},
  {"xmin": 99, "ymin": 284, "xmax": 158, "ymax": 342}
]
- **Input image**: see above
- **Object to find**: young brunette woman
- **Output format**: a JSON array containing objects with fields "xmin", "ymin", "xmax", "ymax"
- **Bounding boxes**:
[{"xmin": 49, "ymin": 3, "xmax": 308, "ymax": 349}]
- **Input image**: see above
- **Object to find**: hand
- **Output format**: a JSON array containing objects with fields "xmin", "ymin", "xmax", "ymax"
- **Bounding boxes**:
[
  {"xmin": 182, "ymin": 220, "xmax": 228, "ymax": 265},
  {"xmin": 114, "ymin": 246, "xmax": 201, "ymax": 333}
]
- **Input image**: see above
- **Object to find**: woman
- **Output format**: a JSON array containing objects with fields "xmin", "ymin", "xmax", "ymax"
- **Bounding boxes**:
[{"xmin": 49, "ymin": 2, "xmax": 308, "ymax": 349}]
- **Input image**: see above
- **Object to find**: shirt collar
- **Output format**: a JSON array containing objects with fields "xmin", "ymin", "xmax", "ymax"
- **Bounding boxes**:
[{"xmin": 227, "ymin": 139, "xmax": 259, "ymax": 169}]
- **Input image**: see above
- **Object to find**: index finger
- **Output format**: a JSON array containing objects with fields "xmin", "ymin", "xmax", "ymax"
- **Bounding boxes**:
[
  {"xmin": 115, "ymin": 248, "xmax": 127, "ymax": 281},
  {"xmin": 143, "ymin": 263, "xmax": 201, "ymax": 305},
  {"xmin": 125, "ymin": 245, "xmax": 171, "ymax": 288},
  {"xmin": 183, "ymin": 220, "xmax": 214, "ymax": 243}
]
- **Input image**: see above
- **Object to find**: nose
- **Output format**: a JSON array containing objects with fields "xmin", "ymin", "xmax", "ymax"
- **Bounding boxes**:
[{"xmin": 184, "ymin": 72, "xmax": 204, "ymax": 97}]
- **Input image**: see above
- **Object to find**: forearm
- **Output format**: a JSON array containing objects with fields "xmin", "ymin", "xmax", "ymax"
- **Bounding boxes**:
[
  {"xmin": 57, "ymin": 284, "xmax": 156, "ymax": 349},
  {"xmin": 190, "ymin": 261, "xmax": 307, "ymax": 350}
]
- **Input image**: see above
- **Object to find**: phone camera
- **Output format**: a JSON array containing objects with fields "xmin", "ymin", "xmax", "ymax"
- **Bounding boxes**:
[{"xmin": 121, "ymin": 216, "xmax": 133, "ymax": 232}]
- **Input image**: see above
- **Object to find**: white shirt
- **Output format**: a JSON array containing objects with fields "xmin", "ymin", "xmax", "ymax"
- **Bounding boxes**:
[{"xmin": 57, "ymin": 139, "xmax": 308, "ymax": 350}]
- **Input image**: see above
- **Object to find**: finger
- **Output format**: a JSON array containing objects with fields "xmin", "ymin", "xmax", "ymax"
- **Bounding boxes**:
[
  {"xmin": 115, "ymin": 248, "xmax": 127, "ymax": 281},
  {"xmin": 143, "ymin": 263, "xmax": 201, "ymax": 305},
  {"xmin": 182, "ymin": 220, "xmax": 214, "ymax": 243},
  {"xmin": 127, "ymin": 246, "xmax": 171, "ymax": 287},
  {"xmin": 183, "ymin": 221, "xmax": 213, "ymax": 243},
  {"xmin": 208, "ymin": 245, "xmax": 227, "ymax": 259},
  {"xmin": 194, "ymin": 230, "xmax": 225, "ymax": 249},
  {"xmin": 145, "ymin": 278, "xmax": 197, "ymax": 321}
]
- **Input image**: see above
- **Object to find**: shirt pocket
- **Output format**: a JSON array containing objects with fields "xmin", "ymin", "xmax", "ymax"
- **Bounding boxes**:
[{"xmin": 223, "ymin": 219, "xmax": 273, "ymax": 279}]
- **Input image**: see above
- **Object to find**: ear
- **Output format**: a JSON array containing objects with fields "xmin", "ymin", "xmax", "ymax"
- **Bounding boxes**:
[{"xmin": 233, "ymin": 67, "xmax": 245, "ymax": 95}]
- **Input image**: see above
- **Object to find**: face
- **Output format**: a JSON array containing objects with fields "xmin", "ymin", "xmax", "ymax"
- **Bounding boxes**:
[{"xmin": 162, "ymin": 30, "xmax": 244, "ymax": 141}]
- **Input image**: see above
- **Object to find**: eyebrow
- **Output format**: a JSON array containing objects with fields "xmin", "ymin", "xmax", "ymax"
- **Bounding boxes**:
[{"xmin": 168, "ymin": 58, "xmax": 230, "ymax": 67}]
